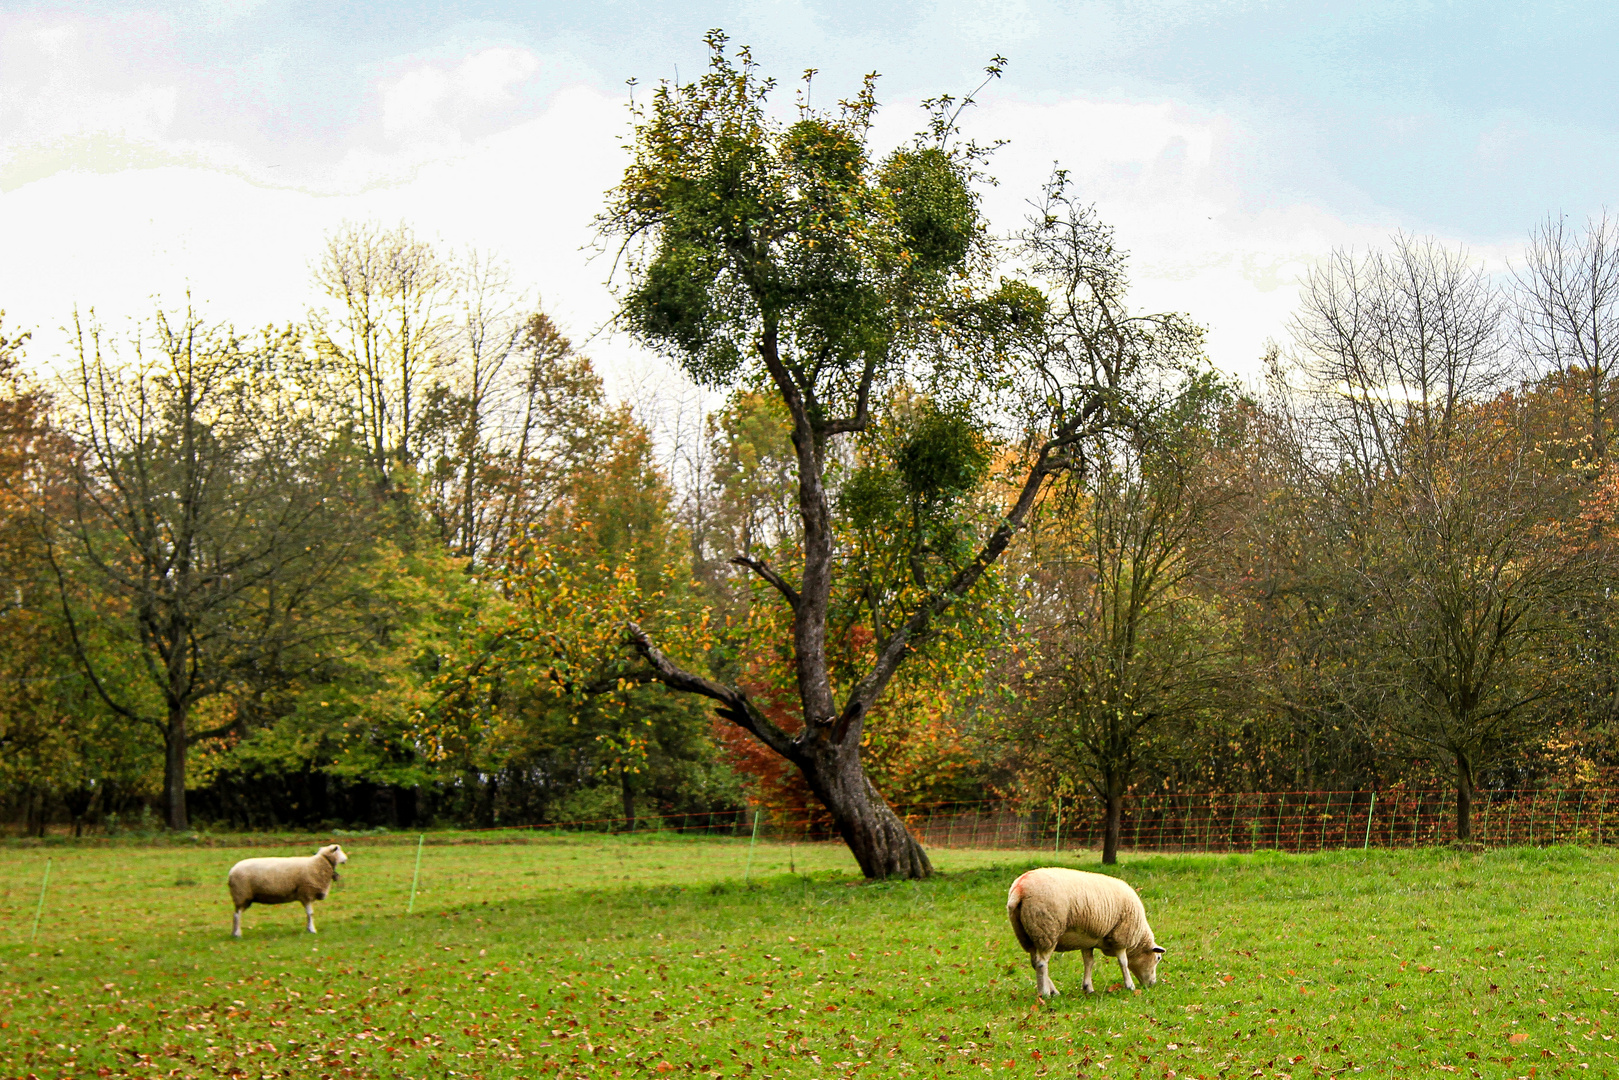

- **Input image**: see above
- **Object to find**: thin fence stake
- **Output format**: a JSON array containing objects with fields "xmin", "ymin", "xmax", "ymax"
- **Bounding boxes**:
[
  {"xmin": 1552, "ymin": 789, "xmax": 1564, "ymax": 845},
  {"xmin": 1363, "ymin": 791, "xmax": 1376, "ymax": 850},
  {"xmin": 1053, "ymin": 796, "xmax": 1062, "ymax": 854},
  {"xmin": 407, "ymin": 834, "xmax": 424, "ymax": 914},
  {"xmin": 30, "ymin": 858, "xmax": 51, "ymax": 943},
  {"xmin": 744, "ymin": 810, "xmax": 761, "ymax": 882},
  {"xmin": 1575, "ymin": 789, "xmax": 1587, "ymax": 844}
]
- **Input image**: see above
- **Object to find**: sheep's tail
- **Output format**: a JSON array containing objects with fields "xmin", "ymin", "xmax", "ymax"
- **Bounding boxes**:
[{"xmin": 1006, "ymin": 875, "xmax": 1035, "ymax": 953}]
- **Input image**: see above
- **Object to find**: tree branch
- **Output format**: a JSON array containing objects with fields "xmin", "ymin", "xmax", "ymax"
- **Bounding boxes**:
[
  {"xmin": 824, "ymin": 354, "xmax": 879, "ymax": 435},
  {"xmin": 729, "ymin": 554, "xmax": 800, "ymax": 610},
  {"xmin": 41, "ymin": 530, "xmax": 154, "ymax": 730},
  {"xmin": 625, "ymin": 622, "xmax": 799, "ymax": 759},
  {"xmin": 833, "ymin": 402, "xmax": 1105, "ymax": 741}
]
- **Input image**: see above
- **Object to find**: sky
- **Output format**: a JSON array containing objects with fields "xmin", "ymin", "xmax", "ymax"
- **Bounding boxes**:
[{"xmin": 3, "ymin": 0, "xmax": 1617, "ymax": 401}]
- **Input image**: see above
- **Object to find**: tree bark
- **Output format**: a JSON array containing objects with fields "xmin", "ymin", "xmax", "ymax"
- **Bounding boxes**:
[
  {"xmin": 1454, "ymin": 752, "xmax": 1475, "ymax": 841},
  {"xmin": 800, "ymin": 742, "xmax": 932, "ymax": 879},
  {"xmin": 164, "ymin": 700, "xmax": 189, "ymax": 831},
  {"xmin": 620, "ymin": 767, "xmax": 636, "ymax": 832},
  {"xmin": 1102, "ymin": 776, "xmax": 1126, "ymax": 866}
]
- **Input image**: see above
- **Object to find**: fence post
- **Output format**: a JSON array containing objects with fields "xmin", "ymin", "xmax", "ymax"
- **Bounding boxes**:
[
  {"xmin": 1053, "ymin": 796, "xmax": 1062, "ymax": 854},
  {"xmin": 1599, "ymin": 790, "xmax": 1610, "ymax": 847},
  {"xmin": 1574, "ymin": 789, "xmax": 1587, "ymax": 844},
  {"xmin": 1363, "ymin": 791, "xmax": 1376, "ymax": 850},
  {"xmin": 407, "ymin": 834, "xmax": 424, "ymax": 914},
  {"xmin": 744, "ymin": 810, "xmax": 761, "ymax": 882},
  {"xmin": 30, "ymin": 857, "xmax": 51, "ymax": 943},
  {"xmin": 1552, "ymin": 789, "xmax": 1564, "ymax": 845}
]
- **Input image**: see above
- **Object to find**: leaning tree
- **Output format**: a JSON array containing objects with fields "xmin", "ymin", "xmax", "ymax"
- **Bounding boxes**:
[{"xmin": 593, "ymin": 35, "xmax": 1201, "ymax": 878}]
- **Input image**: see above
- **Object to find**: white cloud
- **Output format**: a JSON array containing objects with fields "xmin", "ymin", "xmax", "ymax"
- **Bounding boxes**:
[
  {"xmin": 0, "ymin": 27, "xmax": 1498, "ymax": 403},
  {"xmin": 0, "ymin": 17, "xmax": 180, "ymax": 144},
  {"xmin": 379, "ymin": 47, "xmax": 543, "ymax": 146}
]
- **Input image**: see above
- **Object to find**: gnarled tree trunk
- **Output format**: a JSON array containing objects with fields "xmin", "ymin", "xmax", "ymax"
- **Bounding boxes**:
[{"xmin": 800, "ymin": 744, "xmax": 932, "ymax": 879}]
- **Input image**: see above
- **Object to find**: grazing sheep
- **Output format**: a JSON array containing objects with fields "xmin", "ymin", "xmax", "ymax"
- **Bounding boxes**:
[
  {"xmin": 1006, "ymin": 867, "xmax": 1165, "ymax": 997},
  {"xmin": 227, "ymin": 844, "xmax": 348, "ymax": 938}
]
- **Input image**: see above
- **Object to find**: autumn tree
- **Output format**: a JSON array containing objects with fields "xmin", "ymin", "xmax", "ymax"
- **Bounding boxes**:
[
  {"xmin": 1011, "ymin": 371, "xmax": 1240, "ymax": 863},
  {"xmin": 1289, "ymin": 236, "xmax": 1586, "ymax": 839},
  {"xmin": 592, "ymin": 37, "xmax": 1193, "ymax": 878},
  {"xmin": 1514, "ymin": 213, "xmax": 1619, "ymax": 466},
  {"xmin": 50, "ymin": 307, "xmax": 368, "ymax": 829}
]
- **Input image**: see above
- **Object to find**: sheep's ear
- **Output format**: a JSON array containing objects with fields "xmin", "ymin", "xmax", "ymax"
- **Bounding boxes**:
[{"xmin": 1152, "ymin": 946, "xmax": 1166, "ymax": 954}]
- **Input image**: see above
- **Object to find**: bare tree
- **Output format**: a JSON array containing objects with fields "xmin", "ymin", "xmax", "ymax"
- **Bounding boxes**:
[
  {"xmin": 313, "ymin": 222, "xmax": 454, "ymax": 494},
  {"xmin": 1514, "ymin": 212, "xmax": 1619, "ymax": 465},
  {"xmin": 1291, "ymin": 233, "xmax": 1511, "ymax": 487},
  {"xmin": 1288, "ymin": 236, "xmax": 1577, "ymax": 840}
]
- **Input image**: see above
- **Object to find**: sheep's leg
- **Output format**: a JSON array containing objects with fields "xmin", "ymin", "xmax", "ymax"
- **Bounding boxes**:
[
  {"xmin": 304, "ymin": 903, "xmax": 317, "ymax": 934},
  {"xmin": 1030, "ymin": 948, "xmax": 1058, "ymax": 998},
  {"xmin": 232, "ymin": 909, "xmax": 242, "ymax": 939},
  {"xmin": 1116, "ymin": 951, "xmax": 1135, "ymax": 991},
  {"xmin": 1082, "ymin": 948, "xmax": 1096, "ymax": 993}
]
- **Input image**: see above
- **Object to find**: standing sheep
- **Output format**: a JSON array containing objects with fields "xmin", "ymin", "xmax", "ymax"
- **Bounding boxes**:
[
  {"xmin": 227, "ymin": 844, "xmax": 348, "ymax": 938},
  {"xmin": 1006, "ymin": 867, "xmax": 1165, "ymax": 997}
]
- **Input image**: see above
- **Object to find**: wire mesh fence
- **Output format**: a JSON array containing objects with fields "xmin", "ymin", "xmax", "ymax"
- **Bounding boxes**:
[{"xmin": 462, "ymin": 788, "xmax": 1619, "ymax": 852}]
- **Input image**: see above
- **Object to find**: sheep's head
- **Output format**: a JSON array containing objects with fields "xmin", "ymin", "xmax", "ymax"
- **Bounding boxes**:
[
  {"xmin": 320, "ymin": 844, "xmax": 349, "ymax": 866},
  {"xmin": 1129, "ymin": 943, "xmax": 1166, "ymax": 988}
]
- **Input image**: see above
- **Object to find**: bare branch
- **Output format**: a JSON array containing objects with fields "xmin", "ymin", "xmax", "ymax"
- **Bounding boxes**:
[
  {"xmin": 729, "ymin": 554, "xmax": 800, "ymax": 610},
  {"xmin": 626, "ymin": 622, "xmax": 798, "ymax": 759}
]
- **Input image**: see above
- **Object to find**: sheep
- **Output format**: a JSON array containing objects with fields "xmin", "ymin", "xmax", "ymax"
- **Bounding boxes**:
[
  {"xmin": 1006, "ymin": 867, "xmax": 1165, "ymax": 997},
  {"xmin": 227, "ymin": 844, "xmax": 348, "ymax": 938}
]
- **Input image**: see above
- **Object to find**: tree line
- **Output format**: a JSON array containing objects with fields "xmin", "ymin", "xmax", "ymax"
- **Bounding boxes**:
[{"xmin": 4, "ymin": 39, "xmax": 1619, "ymax": 877}]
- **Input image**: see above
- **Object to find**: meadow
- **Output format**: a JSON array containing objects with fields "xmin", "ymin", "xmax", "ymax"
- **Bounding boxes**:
[{"xmin": 1, "ymin": 831, "xmax": 1615, "ymax": 1079}]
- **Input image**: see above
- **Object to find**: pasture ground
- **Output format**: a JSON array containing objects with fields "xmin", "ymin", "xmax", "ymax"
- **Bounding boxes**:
[{"xmin": 1, "ymin": 833, "xmax": 1615, "ymax": 1079}]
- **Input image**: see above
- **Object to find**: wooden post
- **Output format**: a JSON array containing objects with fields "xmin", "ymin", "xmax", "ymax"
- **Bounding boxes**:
[
  {"xmin": 1363, "ymin": 791, "xmax": 1377, "ymax": 850},
  {"xmin": 1053, "ymin": 795, "xmax": 1062, "ymax": 855}
]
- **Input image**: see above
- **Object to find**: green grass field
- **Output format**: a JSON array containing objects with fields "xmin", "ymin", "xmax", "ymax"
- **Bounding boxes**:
[{"xmin": 2, "ymin": 833, "xmax": 1616, "ymax": 1079}]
